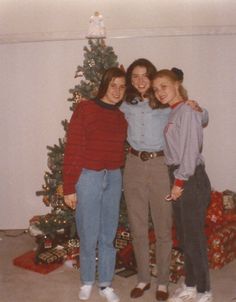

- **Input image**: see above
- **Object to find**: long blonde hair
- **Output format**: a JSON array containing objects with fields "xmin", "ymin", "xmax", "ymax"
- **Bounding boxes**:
[{"xmin": 152, "ymin": 69, "xmax": 188, "ymax": 101}]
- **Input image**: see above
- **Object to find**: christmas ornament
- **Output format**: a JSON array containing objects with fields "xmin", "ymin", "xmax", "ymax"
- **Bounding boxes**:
[
  {"xmin": 73, "ymin": 91, "xmax": 82, "ymax": 103},
  {"xmin": 87, "ymin": 11, "xmax": 106, "ymax": 39}
]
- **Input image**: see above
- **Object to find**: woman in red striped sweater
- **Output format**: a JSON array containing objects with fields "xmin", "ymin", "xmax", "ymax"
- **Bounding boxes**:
[{"xmin": 63, "ymin": 67, "xmax": 127, "ymax": 302}]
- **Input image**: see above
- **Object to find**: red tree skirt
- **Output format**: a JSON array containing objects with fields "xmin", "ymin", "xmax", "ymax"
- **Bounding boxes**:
[{"xmin": 13, "ymin": 250, "xmax": 62, "ymax": 274}]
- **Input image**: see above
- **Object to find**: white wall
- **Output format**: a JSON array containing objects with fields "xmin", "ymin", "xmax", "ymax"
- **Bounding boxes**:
[
  {"xmin": 0, "ymin": 0, "xmax": 236, "ymax": 229},
  {"xmin": 0, "ymin": 40, "xmax": 84, "ymax": 229},
  {"xmin": 1, "ymin": 0, "xmax": 236, "ymax": 43}
]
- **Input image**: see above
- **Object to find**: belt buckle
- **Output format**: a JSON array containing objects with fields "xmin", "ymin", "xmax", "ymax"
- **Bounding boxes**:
[{"xmin": 140, "ymin": 151, "xmax": 149, "ymax": 161}]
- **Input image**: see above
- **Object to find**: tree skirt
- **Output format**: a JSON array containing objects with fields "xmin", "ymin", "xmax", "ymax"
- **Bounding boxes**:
[{"xmin": 13, "ymin": 250, "xmax": 62, "ymax": 274}]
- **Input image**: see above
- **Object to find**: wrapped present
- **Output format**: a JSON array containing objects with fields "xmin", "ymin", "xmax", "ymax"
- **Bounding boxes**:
[
  {"xmin": 148, "ymin": 229, "xmax": 156, "ymax": 243},
  {"xmin": 13, "ymin": 250, "xmax": 62, "ymax": 274},
  {"xmin": 208, "ymin": 221, "xmax": 236, "ymax": 268},
  {"xmin": 64, "ymin": 238, "xmax": 80, "ymax": 260},
  {"xmin": 149, "ymin": 243, "xmax": 184, "ymax": 283},
  {"xmin": 149, "ymin": 242, "xmax": 156, "ymax": 267},
  {"xmin": 116, "ymin": 243, "xmax": 136, "ymax": 269},
  {"xmin": 209, "ymin": 239, "xmax": 236, "ymax": 269},
  {"xmin": 171, "ymin": 248, "xmax": 184, "ymax": 266},
  {"xmin": 172, "ymin": 226, "xmax": 179, "ymax": 248},
  {"xmin": 222, "ymin": 190, "xmax": 236, "ymax": 210},
  {"xmin": 206, "ymin": 191, "xmax": 224, "ymax": 226},
  {"xmin": 223, "ymin": 209, "xmax": 236, "ymax": 222},
  {"xmin": 208, "ymin": 222, "xmax": 236, "ymax": 251},
  {"xmin": 37, "ymin": 245, "xmax": 69, "ymax": 264},
  {"xmin": 169, "ymin": 248, "xmax": 184, "ymax": 281},
  {"xmin": 38, "ymin": 250, "xmax": 59, "ymax": 264},
  {"xmin": 115, "ymin": 227, "xmax": 132, "ymax": 250},
  {"xmin": 169, "ymin": 270, "xmax": 183, "ymax": 284}
]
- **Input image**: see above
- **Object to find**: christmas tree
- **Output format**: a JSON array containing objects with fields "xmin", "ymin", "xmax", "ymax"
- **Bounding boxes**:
[{"xmin": 30, "ymin": 38, "xmax": 124, "ymax": 261}]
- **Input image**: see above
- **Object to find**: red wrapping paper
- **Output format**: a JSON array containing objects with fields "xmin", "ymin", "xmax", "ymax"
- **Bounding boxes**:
[
  {"xmin": 223, "ymin": 209, "xmax": 236, "ymax": 222},
  {"xmin": 206, "ymin": 191, "xmax": 224, "ymax": 226},
  {"xmin": 208, "ymin": 222, "xmax": 236, "ymax": 268}
]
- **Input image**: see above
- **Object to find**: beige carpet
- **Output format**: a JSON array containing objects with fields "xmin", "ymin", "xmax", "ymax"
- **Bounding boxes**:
[{"xmin": 0, "ymin": 230, "xmax": 236, "ymax": 302}]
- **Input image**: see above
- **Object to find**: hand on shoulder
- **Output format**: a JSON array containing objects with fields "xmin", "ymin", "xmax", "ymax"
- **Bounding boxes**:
[{"xmin": 186, "ymin": 100, "xmax": 203, "ymax": 112}]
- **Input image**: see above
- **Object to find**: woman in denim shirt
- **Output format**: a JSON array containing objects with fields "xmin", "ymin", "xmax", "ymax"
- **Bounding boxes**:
[
  {"xmin": 120, "ymin": 58, "xmax": 172, "ymax": 301},
  {"xmin": 120, "ymin": 59, "xmax": 208, "ymax": 301}
]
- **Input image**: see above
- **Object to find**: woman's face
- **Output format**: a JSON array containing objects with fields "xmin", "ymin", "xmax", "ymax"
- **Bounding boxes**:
[
  {"xmin": 131, "ymin": 66, "xmax": 151, "ymax": 97},
  {"xmin": 102, "ymin": 77, "xmax": 126, "ymax": 105},
  {"xmin": 152, "ymin": 76, "xmax": 179, "ymax": 106}
]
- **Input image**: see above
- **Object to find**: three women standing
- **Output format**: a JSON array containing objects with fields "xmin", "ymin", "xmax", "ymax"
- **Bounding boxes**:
[{"xmin": 63, "ymin": 62, "xmax": 211, "ymax": 302}]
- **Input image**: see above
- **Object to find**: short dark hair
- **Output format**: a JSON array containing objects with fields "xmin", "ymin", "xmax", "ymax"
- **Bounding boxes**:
[
  {"xmin": 125, "ymin": 58, "xmax": 157, "ymax": 106},
  {"xmin": 96, "ymin": 67, "xmax": 126, "ymax": 99}
]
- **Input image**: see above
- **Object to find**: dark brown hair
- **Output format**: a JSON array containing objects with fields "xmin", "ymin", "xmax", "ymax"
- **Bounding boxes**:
[
  {"xmin": 96, "ymin": 67, "xmax": 126, "ymax": 99},
  {"xmin": 125, "ymin": 58, "xmax": 161, "ymax": 109}
]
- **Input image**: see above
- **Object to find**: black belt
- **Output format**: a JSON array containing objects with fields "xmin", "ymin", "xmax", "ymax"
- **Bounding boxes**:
[{"xmin": 129, "ymin": 147, "xmax": 164, "ymax": 161}]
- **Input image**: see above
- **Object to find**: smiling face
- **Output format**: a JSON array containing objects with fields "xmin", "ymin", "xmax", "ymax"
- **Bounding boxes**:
[
  {"xmin": 152, "ymin": 76, "xmax": 180, "ymax": 106},
  {"xmin": 102, "ymin": 76, "xmax": 126, "ymax": 105},
  {"xmin": 131, "ymin": 66, "xmax": 151, "ymax": 97}
]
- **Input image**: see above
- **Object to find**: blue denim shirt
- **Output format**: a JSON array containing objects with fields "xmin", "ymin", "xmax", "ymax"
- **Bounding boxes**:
[{"xmin": 120, "ymin": 99, "xmax": 170, "ymax": 152}]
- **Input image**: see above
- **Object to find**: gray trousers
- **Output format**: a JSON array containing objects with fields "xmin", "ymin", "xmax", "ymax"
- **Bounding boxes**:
[
  {"xmin": 123, "ymin": 154, "xmax": 172, "ymax": 286},
  {"xmin": 168, "ymin": 164, "xmax": 211, "ymax": 293}
]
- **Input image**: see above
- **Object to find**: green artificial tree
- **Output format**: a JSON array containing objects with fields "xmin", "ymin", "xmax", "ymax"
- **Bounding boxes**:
[{"xmin": 31, "ymin": 38, "xmax": 128, "ymax": 261}]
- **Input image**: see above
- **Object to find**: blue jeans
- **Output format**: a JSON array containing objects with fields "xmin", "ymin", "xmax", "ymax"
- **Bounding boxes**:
[{"xmin": 75, "ymin": 168, "xmax": 122, "ymax": 287}]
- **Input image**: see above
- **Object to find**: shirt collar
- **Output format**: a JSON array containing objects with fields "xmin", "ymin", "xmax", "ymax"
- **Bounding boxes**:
[
  {"xmin": 94, "ymin": 98, "xmax": 121, "ymax": 110},
  {"xmin": 170, "ymin": 101, "xmax": 184, "ymax": 109}
]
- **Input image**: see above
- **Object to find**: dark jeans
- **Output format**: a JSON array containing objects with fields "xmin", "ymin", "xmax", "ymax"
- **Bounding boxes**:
[{"xmin": 168, "ymin": 164, "xmax": 211, "ymax": 293}]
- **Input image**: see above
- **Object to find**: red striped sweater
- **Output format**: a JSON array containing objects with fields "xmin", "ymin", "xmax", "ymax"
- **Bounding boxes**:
[{"xmin": 63, "ymin": 99, "xmax": 128, "ymax": 195}]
